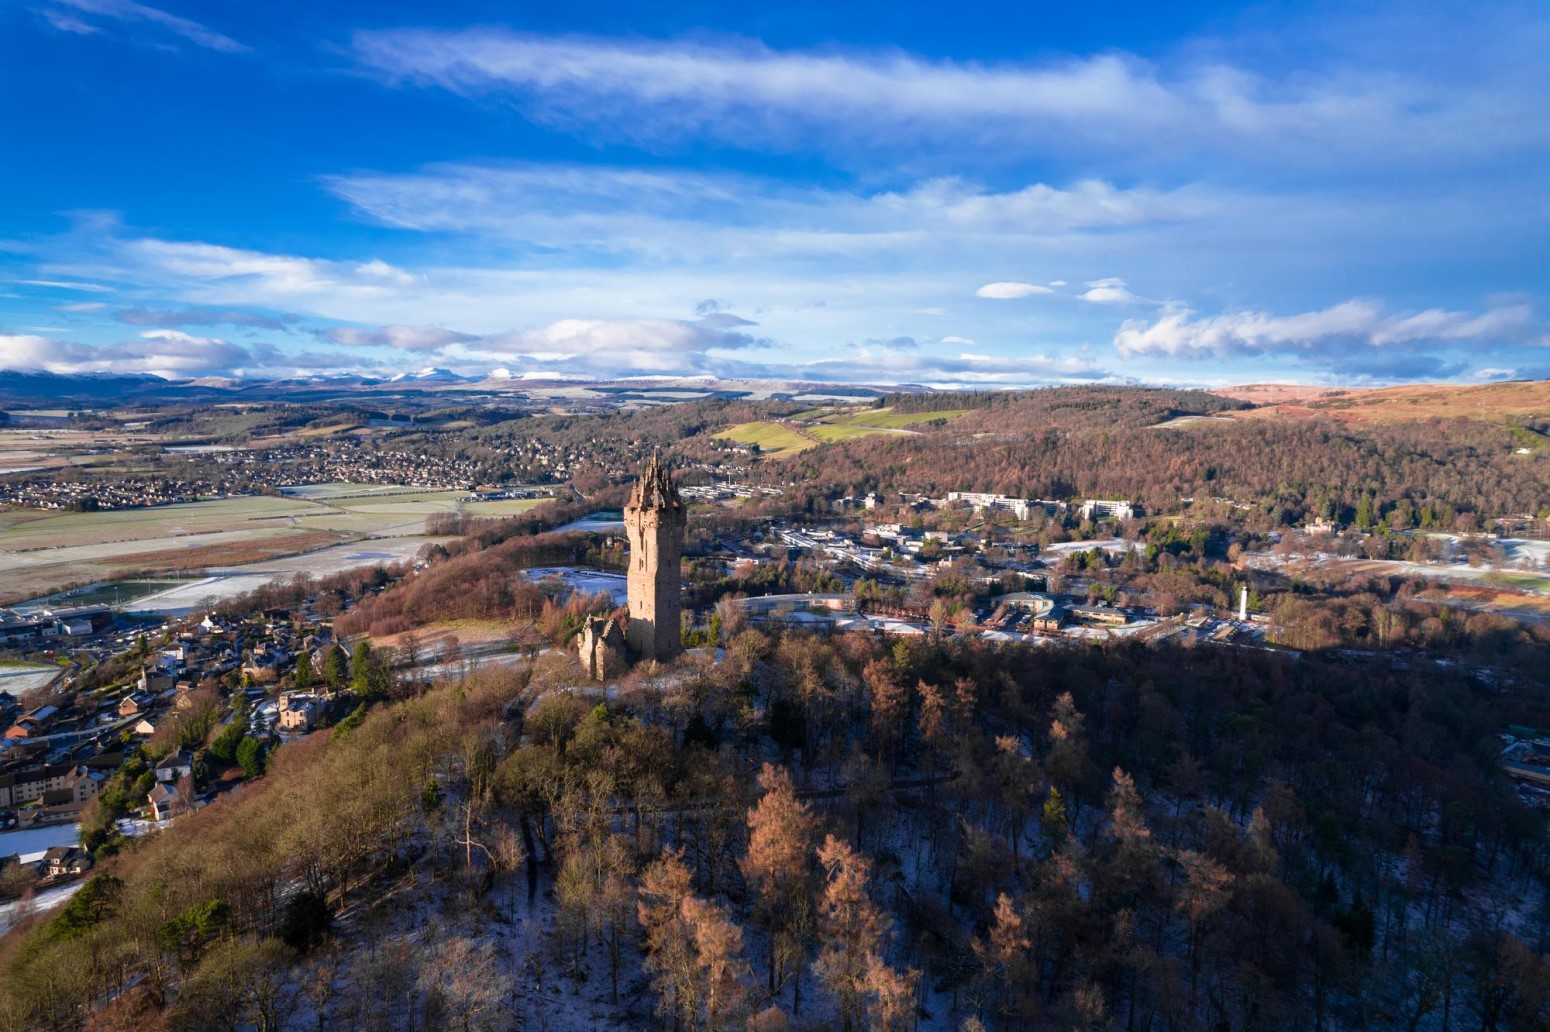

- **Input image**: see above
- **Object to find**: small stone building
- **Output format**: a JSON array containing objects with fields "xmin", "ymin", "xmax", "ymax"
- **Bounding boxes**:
[{"xmin": 578, "ymin": 615, "xmax": 627, "ymax": 682}]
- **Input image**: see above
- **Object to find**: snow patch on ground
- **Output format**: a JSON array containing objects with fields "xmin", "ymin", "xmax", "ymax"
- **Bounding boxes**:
[{"xmin": 523, "ymin": 566, "xmax": 628, "ymax": 605}]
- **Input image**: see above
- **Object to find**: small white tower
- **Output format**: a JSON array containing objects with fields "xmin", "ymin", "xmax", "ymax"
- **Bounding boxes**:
[{"xmin": 1238, "ymin": 586, "xmax": 1249, "ymax": 622}]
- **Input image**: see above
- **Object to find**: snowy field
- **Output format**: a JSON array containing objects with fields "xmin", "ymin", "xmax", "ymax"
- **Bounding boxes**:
[
  {"xmin": 1042, "ymin": 537, "xmax": 1143, "ymax": 556},
  {"xmin": 1501, "ymin": 538, "xmax": 1550, "ymax": 567},
  {"xmin": 553, "ymin": 512, "xmax": 626, "ymax": 534},
  {"xmin": 0, "ymin": 878, "xmax": 86, "ymax": 931},
  {"xmin": 0, "ymin": 822, "xmax": 78, "ymax": 862},
  {"xmin": 523, "ymin": 566, "xmax": 628, "ymax": 604},
  {"xmin": 280, "ymin": 482, "xmax": 438, "ymax": 500},
  {"xmin": 0, "ymin": 663, "xmax": 63, "ymax": 696},
  {"xmin": 121, "ymin": 537, "xmax": 451, "ymax": 615}
]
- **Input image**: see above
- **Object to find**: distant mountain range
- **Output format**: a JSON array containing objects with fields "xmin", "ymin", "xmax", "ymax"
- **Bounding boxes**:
[{"xmin": 0, "ymin": 368, "xmax": 913, "ymax": 409}]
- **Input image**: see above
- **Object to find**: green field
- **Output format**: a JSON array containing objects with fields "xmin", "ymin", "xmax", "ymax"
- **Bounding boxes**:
[
  {"xmin": 716, "ymin": 406, "xmax": 971, "ymax": 458},
  {"xmin": 462, "ymin": 497, "xmax": 547, "ymax": 517},
  {"xmin": 807, "ymin": 423, "xmax": 883, "ymax": 443},
  {"xmin": 1485, "ymin": 572, "xmax": 1550, "ymax": 592},
  {"xmin": 820, "ymin": 406, "xmax": 971, "ymax": 429},
  {"xmin": 715, "ymin": 421, "xmax": 818, "ymax": 459}
]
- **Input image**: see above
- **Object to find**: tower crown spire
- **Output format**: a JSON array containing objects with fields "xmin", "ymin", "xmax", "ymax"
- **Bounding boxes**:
[{"xmin": 629, "ymin": 451, "xmax": 683, "ymax": 513}]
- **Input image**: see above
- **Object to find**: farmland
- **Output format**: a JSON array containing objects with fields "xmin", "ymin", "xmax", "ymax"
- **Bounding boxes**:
[
  {"xmin": 819, "ymin": 405, "xmax": 970, "ymax": 429},
  {"xmin": 0, "ymin": 483, "xmax": 490, "ymax": 606},
  {"xmin": 714, "ymin": 405, "xmax": 970, "ymax": 458},
  {"xmin": 714, "ymin": 421, "xmax": 818, "ymax": 458}
]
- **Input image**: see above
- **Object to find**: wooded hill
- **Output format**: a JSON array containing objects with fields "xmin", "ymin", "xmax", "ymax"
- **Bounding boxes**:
[{"xmin": 2, "ymin": 629, "xmax": 1547, "ymax": 1031}]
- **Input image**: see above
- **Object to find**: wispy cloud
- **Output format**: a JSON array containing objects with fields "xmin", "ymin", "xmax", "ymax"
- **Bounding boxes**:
[
  {"xmin": 1114, "ymin": 300, "xmax": 1542, "ymax": 360},
  {"xmin": 326, "ymin": 164, "xmax": 1206, "ymax": 261},
  {"xmin": 114, "ymin": 306, "xmax": 297, "ymax": 329},
  {"xmin": 975, "ymin": 282, "xmax": 1053, "ymax": 300},
  {"xmin": 17, "ymin": 279, "xmax": 113, "ymax": 292},
  {"xmin": 713, "ymin": 348, "xmax": 1115, "ymax": 387},
  {"xmin": 349, "ymin": 29, "xmax": 1548, "ymax": 167},
  {"xmin": 322, "ymin": 324, "xmax": 479, "ymax": 352},
  {"xmin": 44, "ymin": 0, "xmax": 247, "ymax": 53}
]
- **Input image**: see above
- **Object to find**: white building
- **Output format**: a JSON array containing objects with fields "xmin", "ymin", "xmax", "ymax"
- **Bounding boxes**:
[{"xmin": 1078, "ymin": 500, "xmax": 1136, "ymax": 522}]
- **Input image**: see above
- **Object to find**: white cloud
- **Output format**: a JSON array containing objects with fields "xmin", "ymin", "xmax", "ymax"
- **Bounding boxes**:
[
  {"xmin": 349, "ymin": 28, "xmax": 1549, "ymax": 166},
  {"xmin": 327, "ymin": 164, "xmax": 1208, "ymax": 261},
  {"xmin": 0, "ymin": 331, "xmax": 254, "ymax": 377},
  {"xmin": 120, "ymin": 239, "xmax": 416, "ymax": 305},
  {"xmin": 976, "ymin": 282, "xmax": 1053, "ymax": 300},
  {"xmin": 18, "ymin": 279, "xmax": 113, "ymax": 292},
  {"xmin": 1078, "ymin": 277, "xmax": 1149, "ymax": 305},
  {"xmin": 322, "ymin": 325, "xmax": 478, "ymax": 351},
  {"xmin": 714, "ymin": 347, "xmax": 1114, "ymax": 386},
  {"xmin": 48, "ymin": 0, "xmax": 247, "ymax": 52},
  {"xmin": 1114, "ymin": 299, "xmax": 1541, "ymax": 358},
  {"xmin": 458, "ymin": 317, "xmax": 764, "ymax": 373},
  {"xmin": 39, "ymin": 10, "xmax": 100, "ymax": 35}
]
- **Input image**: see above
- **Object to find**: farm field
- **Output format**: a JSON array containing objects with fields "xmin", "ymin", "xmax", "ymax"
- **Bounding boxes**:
[
  {"xmin": 0, "ymin": 483, "xmax": 483, "ymax": 606},
  {"xmin": 806, "ymin": 423, "xmax": 882, "ymax": 443},
  {"xmin": 714, "ymin": 421, "xmax": 818, "ymax": 458},
  {"xmin": 715, "ymin": 406, "xmax": 969, "ymax": 458},
  {"xmin": 119, "ymin": 536, "xmax": 454, "ymax": 615},
  {"xmin": 1149, "ymin": 414, "xmax": 1237, "ymax": 429},
  {"xmin": 818, "ymin": 406, "xmax": 970, "ymax": 429},
  {"xmin": 461, "ymin": 497, "xmax": 546, "ymax": 517}
]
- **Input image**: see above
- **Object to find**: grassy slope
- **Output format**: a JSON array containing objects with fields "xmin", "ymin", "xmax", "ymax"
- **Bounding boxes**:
[
  {"xmin": 822, "ymin": 406, "xmax": 971, "ymax": 429},
  {"xmin": 1221, "ymin": 379, "xmax": 1550, "ymax": 425},
  {"xmin": 714, "ymin": 421, "xmax": 818, "ymax": 458}
]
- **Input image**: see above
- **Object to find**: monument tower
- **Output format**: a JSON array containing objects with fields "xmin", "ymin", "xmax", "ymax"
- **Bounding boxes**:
[{"xmin": 624, "ymin": 452, "xmax": 685, "ymax": 662}]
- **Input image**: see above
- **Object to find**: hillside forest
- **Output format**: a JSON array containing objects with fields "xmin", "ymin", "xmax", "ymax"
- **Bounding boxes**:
[{"xmin": 3, "ymin": 627, "xmax": 1548, "ymax": 1031}]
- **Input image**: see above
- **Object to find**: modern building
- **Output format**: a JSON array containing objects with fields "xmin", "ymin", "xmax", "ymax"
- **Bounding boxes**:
[
  {"xmin": 1078, "ymin": 500, "xmax": 1137, "ymax": 522},
  {"xmin": 946, "ymin": 492, "xmax": 1058, "ymax": 521}
]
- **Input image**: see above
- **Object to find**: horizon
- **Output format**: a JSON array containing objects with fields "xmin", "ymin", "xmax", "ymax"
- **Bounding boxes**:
[{"xmin": 2, "ymin": 0, "xmax": 1547, "ymax": 387}]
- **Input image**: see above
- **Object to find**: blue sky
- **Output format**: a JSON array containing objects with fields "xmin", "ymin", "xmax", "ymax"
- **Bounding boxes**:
[{"xmin": 1, "ymin": 0, "xmax": 1546, "ymax": 386}]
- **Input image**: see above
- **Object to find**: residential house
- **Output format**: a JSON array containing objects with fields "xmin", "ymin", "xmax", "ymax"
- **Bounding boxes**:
[
  {"xmin": 118, "ymin": 692, "xmax": 154, "ymax": 718},
  {"xmin": 42, "ymin": 846, "xmax": 92, "ymax": 878},
  {"xmin": 147, "ymin": 782, "xmax": 191, "ymax": 822},
  {"xmin": 54, "ymin": 765, "xmax": 103, "ymax": 805},
  {"xmin": 277, "ymin": 692, "xmax": 319, "ymax": 732},
  {"xmin": 136, "ymin": 670, "xmax": 173, "ymax": 695},
  {"xmin": 154, "ymin": 749, "xmax": 194, "ymax": 784},
  {"xmin": 5, "ymin": 704, "xmax": 59, "ymax": 740}
]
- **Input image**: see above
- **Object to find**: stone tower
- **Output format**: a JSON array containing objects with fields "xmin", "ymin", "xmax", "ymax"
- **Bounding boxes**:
[{"xmin": 624, "ymin": 452, "xmax": 686, "ymax": 663}]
